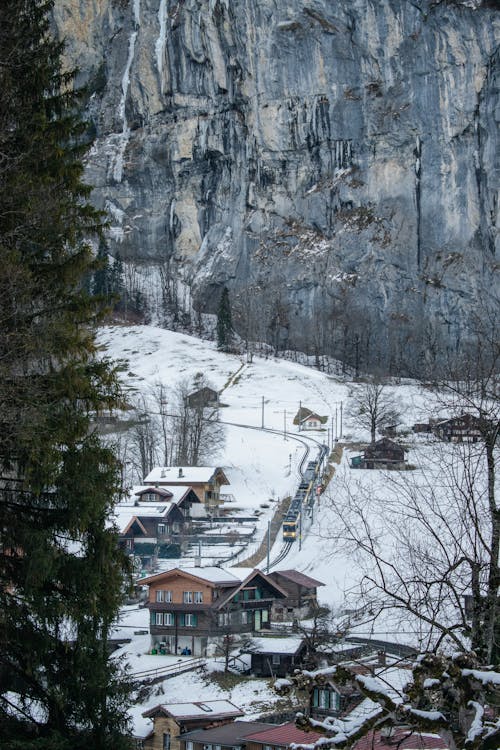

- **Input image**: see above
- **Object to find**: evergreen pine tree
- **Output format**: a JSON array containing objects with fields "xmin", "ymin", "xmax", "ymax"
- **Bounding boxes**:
[
  {"xmin": 0, "ymin": 1, "xmax": 132, "ymax": 747},
  {"xmin": 93, "ymin": 237, "xmax": 112, "ymax": 298},
  {"xmin": 216, "ymin": 286, "xmax": 233, "ymax": 352}
]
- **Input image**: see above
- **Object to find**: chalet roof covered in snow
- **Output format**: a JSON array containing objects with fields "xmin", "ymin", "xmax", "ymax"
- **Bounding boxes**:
[
  {"xmin": 251, "ymin": 636, "xmax": 305, "ymax": 655},
  {"xmin": 140, "ymin": 566, "xmax": 240, "ymax": 587},
  {"xmin": 142, "ymin": 699, "xmax": 243, "ymax": 721},
  {"xmin": 143, "ymin": 466, "xmax": 229, "ymax": 485}
]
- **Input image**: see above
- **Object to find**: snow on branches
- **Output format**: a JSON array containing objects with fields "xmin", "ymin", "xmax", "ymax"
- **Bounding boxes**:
[{"xmin": 274, "ymin": 652, "xmax": 500, "ymax": 750}]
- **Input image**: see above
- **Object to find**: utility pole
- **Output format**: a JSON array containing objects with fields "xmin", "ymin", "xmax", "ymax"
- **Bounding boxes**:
[
  {"xmin": 335, "ymin": 406, "xmax": 338, "ymax": 440},
  {"xmin": 299, "ymin": 507, "xmax": 302, "ymax": 551},
  {"xmin": 299, "ymin": 400, "xmax": 302, "ymax": 431},
  {"xmin": 327, "ymin": 427, "xmax": 331, "ymax": 449},
  {"xmin": 284, "ymin": 409, "xmax": 287, "ymax": 440},
  {"xmin": 340, "ymin": 400, "xmax": 343, "ymax": 438},
  {"xmin": 266, "ymin": 520, "xmax": 271, "ymax": 573},
  {"xmin": 261, "ymin": 396, "xmax": 264, "ymax": 428}
]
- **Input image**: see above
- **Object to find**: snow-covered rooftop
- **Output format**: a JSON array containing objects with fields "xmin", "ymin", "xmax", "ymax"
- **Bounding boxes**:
[
  {"xmin": 143, "ymin": 699, "xmax": 243, "ymax": 720},
  {"xmin": 250, "ymin": 636, "xmax": 305, "ymax": 654},
  {"xmin": 144, "ymin": 466, "xmax": 227, "ymax": 484}
]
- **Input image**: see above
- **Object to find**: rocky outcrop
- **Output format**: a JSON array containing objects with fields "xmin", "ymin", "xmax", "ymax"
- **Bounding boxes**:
[{"xmin": 53, "ymin": 0, "xmax": 499, "ymax": 373}]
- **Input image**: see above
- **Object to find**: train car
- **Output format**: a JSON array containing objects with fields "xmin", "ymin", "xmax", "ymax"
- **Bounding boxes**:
[
  {"xmin": 282, "ymin": 511, "xmax": 300, "ymax": 540},
  {"xmin": 282, "ymin": 448, "xmax": 325, "ymax": 542}
]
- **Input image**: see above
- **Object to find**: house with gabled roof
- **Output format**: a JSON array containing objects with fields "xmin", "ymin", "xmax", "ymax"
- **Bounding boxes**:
[
  {"xmin": 267, "ymin": 569, "xmax": 324, "ymax": 620},
  {"xmin": 143, "ymin": 467, "xmax": 230, "ymax": 513},
  {"xmin": 141, "ymin": 700, "xmax": 244, "ymax": 750},
  {"xmin": 141, "ymin": 566, "xmax": 288, "ymax": 656}
]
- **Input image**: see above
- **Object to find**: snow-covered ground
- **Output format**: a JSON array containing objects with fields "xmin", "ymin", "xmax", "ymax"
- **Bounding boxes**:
[{"xmin": 97, "ymin": 324, "xmax": 477, "ymax": 735}]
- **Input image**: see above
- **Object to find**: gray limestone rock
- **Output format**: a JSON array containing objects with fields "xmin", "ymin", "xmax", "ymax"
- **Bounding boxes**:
[{"xmin": 53, "ymin": 0, "xmax": 499, "ymax": 373}]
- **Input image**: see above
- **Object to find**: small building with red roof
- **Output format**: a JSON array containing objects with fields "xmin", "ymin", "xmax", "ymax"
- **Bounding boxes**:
[{"xmin": 243, "ymin": 721, "xmax": 323, "ymax": 750}]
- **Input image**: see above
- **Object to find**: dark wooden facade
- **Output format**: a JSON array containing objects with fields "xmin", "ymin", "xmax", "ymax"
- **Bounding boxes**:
[
  {"xmin": 363, "ymin": 438, "xmax": 406, "ymax": 469},
  {"xmin": 142, "ymin": 568, "xmax": 288, "ymax": 656}
]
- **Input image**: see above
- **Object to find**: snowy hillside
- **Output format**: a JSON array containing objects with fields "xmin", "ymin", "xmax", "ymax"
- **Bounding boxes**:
[{"xmin": 99, "ymin": 325, "xmax": 437, "ymax": 608}]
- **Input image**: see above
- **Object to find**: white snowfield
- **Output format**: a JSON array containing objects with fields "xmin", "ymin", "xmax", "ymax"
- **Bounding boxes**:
[{"xmin": 98, "ymin": 324, "xmax": 490, "ymax": 735}]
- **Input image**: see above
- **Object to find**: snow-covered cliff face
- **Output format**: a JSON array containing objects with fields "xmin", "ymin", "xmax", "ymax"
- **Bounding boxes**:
[{"xmin": 53, "ymin": 0, "xmax": 499, "ymax": 373}]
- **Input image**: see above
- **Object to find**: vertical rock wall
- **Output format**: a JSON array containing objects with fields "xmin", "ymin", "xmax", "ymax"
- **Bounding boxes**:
[{"xmin": 53, "ymin": 0, "xmax": 499, "ymax": 373}]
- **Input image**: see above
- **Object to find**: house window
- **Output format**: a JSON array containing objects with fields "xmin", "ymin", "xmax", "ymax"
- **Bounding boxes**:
[
  {"xmin": 264, "ymin": 745, "xmax": 273, "ymax": 750},
  {"xmin": 156, "ymin": 590, "xmax": 164, "ymax": 602},
  {"xmin": 126, "ymin": 539, "xmax": 133, "ymax": 549},
  {"xmin": 185, "ymin": 613, "xmax": 195, "ymax": 626},
  {"xmin": 261, "ymin": 609, "xmax": 269, "ymax": 623},
  {"xmin": 172, "ymin": 521, "xmax": 180, "ymax": 533},
  {"xmin": 163, "ymin": 733, "xmax": 171, "ymax": 750},
  {"xmin": 186, "ymin": 743, "xmax": 194, "ymax": 750},
  {"xmin": 194, "ymin": 591, "xmax": 203, "ymax": 603},
  {"xmin": 241, "ymin": 611, "xmax": 248, "ymax": 624},
  {"xmin": 272, "ymin": 654, "xmax": 281, "ymax": 665},
  {"xmin": 215, "ymin": 745, "xmax": 221, "ymax": 750},
  {"xmin": 158, "ymin": 523, "xmax": 166, "ymax": 535},
  {"xmin": 164, "ymin": 613, "xmax": 174, "ymax": 626},
  {"xmin": 313, "ymin": 688, "xmax": 339, "ymax": 710},
  {"xmin": 218, "ymin": 612, "xmax": 229, "ymax": 627},
  {"xmin": 155, "ymin": 612, "xmax": 163, "ymax": 625},
  {"xmin": 183, "ymin": 591, "xmax": 193, "ymax": 603},
  {"xmin": 165, "ymin": 590, "xmax": 172, "ymax": 602}
]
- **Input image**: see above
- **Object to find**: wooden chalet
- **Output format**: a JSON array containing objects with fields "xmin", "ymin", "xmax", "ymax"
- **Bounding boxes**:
[
  {"xmin": 186, "ymin": 387, "xmax": 219, "ymax": 408},
  {"xmin": 268, "ymin": 569, "xmax": 324, "ymax": 620},
  {"xmin": 350, "ymin": 438, "xmax": 406, "ymax": 470},
  {"xmin": 140, "ymin": 700, "xmax": 244, "ymax": 750},
  {"xmin": 143, "ymin": 466, "xmax": 230, "ymax": 512},
  {"xmin": 432, "ymin": 413, "xmax": 483, "ymax": 443},
  {"xmin": 248, "ymin": 636, "xmax": 307, "ymax": 677},
  {"xmin": 141, "ymin": 567, "xmax": 288, "ymax": 656}
]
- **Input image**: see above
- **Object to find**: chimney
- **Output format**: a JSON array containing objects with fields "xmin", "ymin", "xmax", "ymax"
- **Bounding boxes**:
[
  {"xmin": 178, "ymin": 468, "xmax": 184, "ymax": 478},
  {"xmin": 160, "ymin": 469, "xmax": 166, "ymax": 478},
  {"xmin": 194, "ymin": 555, "xmax": 201, "ymax": 567},
  {"xmin": 377, "ymin": 650, "xmax": 386, "ymax": 667}
]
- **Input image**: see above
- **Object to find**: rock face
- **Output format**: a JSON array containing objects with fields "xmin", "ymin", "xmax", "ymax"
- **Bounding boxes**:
[{"xmin": 53, "ymin": 0, "xmax": 499, "ymax": 374}]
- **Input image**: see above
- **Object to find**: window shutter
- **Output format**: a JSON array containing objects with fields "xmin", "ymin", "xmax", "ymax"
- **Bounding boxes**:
[
  {"xmin": 192, "ymin": 613, "xmax": 197, "ymax": 626},
  {"xmin": 180, "ymin": 613, "xmax": 185, "ymax": 626},
  {"xmin": 151, "ymin": 612, "xmax": 156, "ymax": 625}
]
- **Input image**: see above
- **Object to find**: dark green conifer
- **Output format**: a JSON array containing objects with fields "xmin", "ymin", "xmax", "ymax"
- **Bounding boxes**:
[
  {"xmin": 216, "ymin": 286, "xmax": 233, "ymax": 352},
  {"xmin": 0, "ymin": 1, "xmax": 132, "ymax": 747}
]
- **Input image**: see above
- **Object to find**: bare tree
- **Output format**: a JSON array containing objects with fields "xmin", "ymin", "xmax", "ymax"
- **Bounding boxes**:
[
  {"xmin": 276, "ymin": 652, "xmax": 500, "ymax": 750},
  {"xmin": 172, "ymin": 375, "xmax": 225, "ymax": 466},
  {"xmin": 348, "ymin": 377, "xmax": 401, "ymax": 443}
]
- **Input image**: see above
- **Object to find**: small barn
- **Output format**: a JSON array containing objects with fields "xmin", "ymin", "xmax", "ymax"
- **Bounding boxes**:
[
  {"xmin": 186, "ymin": 387, "xmax": 219, "ymax": 408},
  {"xmin": 247, "ymin": 636, "xmax": 307, "ymax": 677},
  {"xmin": 363, "ymin": 438, "xmax": 406, "ymax": 469}
]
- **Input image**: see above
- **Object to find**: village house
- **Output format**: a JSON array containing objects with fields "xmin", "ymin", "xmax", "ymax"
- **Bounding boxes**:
[
  {"xmin": 243, "ymin": 722, "xmax": 323, "ymax": 750},
  {"xmin": 140, "ymin": 700, "xmax": 244, "ymax": 750},
  {"xmin": 293, "ymin": 407, "xmax": 328, "ymax": 431},
  {"xmin": 432, "ymin": 413, "xmax": 483, "ymax": 443},
  {"xmin": 186, "ymin": 387, "xmax": 219, "ymax": 409},
  {"xmin": 141, "ymin": 566, "xmax": 288, "ymax": 656},
  {"xmin": 268, "ymin": 570, "xmax": 324, "ymax": 621},
  {"xmin": 114, "ymin": 486, "xmax": 204, "ymax": 562},
  {"xmin": 143, "ymin": 466, "xmax": 230, "ymax": 514},
  {"xmin": 350, "ymin": 438, "xmax": 406, "ymax": 470},
  {"xmin": 178, "ymin": 721, "xmax": 276, "ymax": 750},
  {"xmin": 247, "ymin": 636, "xmax": 307, "ymax": 678}
]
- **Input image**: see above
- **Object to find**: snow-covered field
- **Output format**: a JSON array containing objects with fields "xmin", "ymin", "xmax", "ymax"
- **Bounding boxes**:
[{"xmin": 97, "ymin": 324, "xmax": 480, "ymax": 735}]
